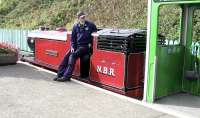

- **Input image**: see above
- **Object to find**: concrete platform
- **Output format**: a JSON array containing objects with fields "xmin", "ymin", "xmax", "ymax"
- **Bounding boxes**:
[
  {"xmin": 0, "ymin": 62, "xmax": 176, "ymax": 118},
  {"xmin": 155, "ymin": 93, "xmax": 200, "ymax": 118}
]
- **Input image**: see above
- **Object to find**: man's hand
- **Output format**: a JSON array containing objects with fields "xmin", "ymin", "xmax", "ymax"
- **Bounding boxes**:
[
  {"xmin": 71, "ymin": 47, "xmax": 75, "ymax": 53},
  {"xmin": 88, "ymin": 43, "xmax": 91, "ymax": 48}
]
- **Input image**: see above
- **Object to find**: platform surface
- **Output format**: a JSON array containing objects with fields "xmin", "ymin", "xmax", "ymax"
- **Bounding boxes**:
[
  {"xmin": 0, "ymin": 62, "xmax": 177, "ymax": 118},
  {"xmin": 156, "ymin": 93, "xmax": 200, "ymax": 118}
]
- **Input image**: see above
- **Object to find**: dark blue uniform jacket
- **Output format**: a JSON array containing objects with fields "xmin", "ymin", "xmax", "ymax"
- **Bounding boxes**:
[{"xmin": 71, "ymin": 20, "xmax": 97, "ymax": 49}]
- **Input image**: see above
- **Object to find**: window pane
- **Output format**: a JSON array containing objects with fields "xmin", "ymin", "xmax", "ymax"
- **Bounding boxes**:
[
  {"xmin": 193, "ymin": 9, "xmax": 200, "ymax": 42},
  {"xmin": 158, "ymin": 5, "xmax": 182, "ymax": 45}
]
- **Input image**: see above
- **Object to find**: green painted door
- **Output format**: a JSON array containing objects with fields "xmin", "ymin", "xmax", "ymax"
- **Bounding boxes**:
[{"xmin": 155, "ymin": 5, "xmax": 184, "ymax": 99}]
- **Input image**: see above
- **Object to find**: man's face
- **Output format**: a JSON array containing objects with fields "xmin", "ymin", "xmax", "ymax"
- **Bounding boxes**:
[{"xmin": 78, "ymin": 16, "xmax": 86, "ymax": 24}]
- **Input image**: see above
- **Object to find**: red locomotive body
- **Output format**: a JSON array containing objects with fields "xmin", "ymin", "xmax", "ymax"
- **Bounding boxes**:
[
  {"xmin": 90, "ymin": 29, "xmax": 146, "ymax": 98},
  {"xmin": 35, "ymin": 39, "xmax": 69, "ymax": 70},
  {"xmin": 27, "ymin": 30, "xmax": 80, "ymax": 76},
  {"xmin": 25, "ymin": 29, "xmax": 146, "ymax": 99}
]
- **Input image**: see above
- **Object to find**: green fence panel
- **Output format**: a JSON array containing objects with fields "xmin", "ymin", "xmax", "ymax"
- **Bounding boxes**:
[{"xmin": 0, "ymin": 29, "xmax": 32, "ymax": 53}]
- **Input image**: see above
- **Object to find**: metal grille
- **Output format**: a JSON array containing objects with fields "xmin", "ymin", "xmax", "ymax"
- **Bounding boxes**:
[{"xmin": 97, "ymin": 33, "xmax": 146, "ymax": 53}]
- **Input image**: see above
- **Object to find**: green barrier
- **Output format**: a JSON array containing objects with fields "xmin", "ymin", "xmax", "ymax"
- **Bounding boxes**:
[
  {"xmin": 0, "ymin": 29, "xmax": 32, "ymax": 53},
  {"xmin": 183, "ymin": 42, "xmax": 200, "ymax": 96},
  {"xmin": 156, "ymin": 46, "xmax": 185, "ymax": 98},
  {"xmin": 156, "ymin": 44, "xmax": 200, "ymax": 99}
]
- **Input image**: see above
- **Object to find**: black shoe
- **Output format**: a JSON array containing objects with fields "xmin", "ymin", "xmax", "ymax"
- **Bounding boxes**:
[
  {"xmin": 57, "ymin": 77, "xmax": 71, "ymax": 82},
  {"xmin": 53, "ymin": 77, "xmax": 60, "ymax": 81}
]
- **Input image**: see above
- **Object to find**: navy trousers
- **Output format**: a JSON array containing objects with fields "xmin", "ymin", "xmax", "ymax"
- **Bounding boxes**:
[{"xmin": 57, "ymin": 46, "xmax": 90, "ymax": 78}]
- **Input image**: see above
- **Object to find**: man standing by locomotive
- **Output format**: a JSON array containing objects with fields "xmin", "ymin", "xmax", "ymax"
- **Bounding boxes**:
[{"xmin": 54, "ymin": 11, "xmax": 97, "ymax": 82}]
